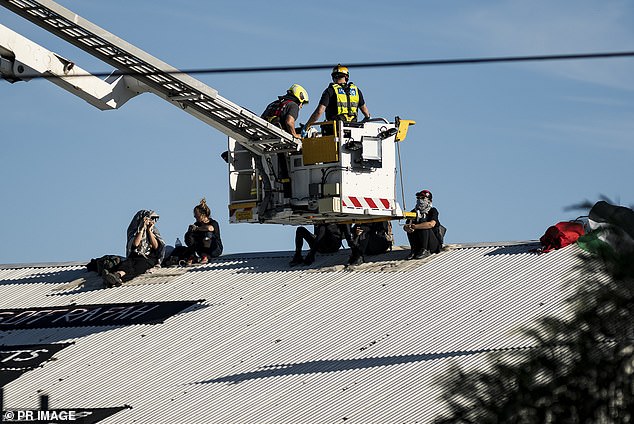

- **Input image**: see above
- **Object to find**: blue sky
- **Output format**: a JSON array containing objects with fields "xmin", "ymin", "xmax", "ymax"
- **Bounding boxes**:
[{"xmin": 1, "ymin": 0, "xmax": 633, "ymax": 264}]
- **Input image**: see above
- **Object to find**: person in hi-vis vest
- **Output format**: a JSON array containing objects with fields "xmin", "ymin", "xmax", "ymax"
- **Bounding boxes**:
[{"xmin": 305, "ymin": 64, "xmax": 371, "ymax": 133}]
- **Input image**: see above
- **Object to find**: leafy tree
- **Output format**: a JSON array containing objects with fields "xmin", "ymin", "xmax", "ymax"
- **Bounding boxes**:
[{"xmin": 433, "ymin": 202, "xmax": 634, "ymax": 424}]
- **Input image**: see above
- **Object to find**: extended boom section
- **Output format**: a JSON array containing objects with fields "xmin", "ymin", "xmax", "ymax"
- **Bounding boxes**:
[
  {"xmin": 0, "ymin": 0, "xmax": 415, "ymax": 225},
  {"xmin": 0, "ymin": 0, "xmax": 296, "ymax": 155}
]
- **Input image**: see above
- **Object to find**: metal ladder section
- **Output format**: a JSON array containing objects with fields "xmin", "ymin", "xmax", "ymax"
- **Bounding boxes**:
[{"xmin": 0, "ymin": 0, "xmax": 298, "ymax": 155}]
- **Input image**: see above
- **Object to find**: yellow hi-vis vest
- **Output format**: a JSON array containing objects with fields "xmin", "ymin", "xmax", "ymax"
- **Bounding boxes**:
[{"xmin": 332, "ymin": 83, "xmax": 360, "ymax": 122}]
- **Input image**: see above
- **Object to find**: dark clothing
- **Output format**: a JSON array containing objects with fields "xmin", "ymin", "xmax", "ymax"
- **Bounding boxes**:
[
  {"xmin": 125, "ymin": 210, "xmax": 165, "ymax": 261},
  {"xmin": 407, "ymin": 229, "xmax": 441, "ymax": 255},
  {"xmin": 86, "ymin": 255, "xmax": 123, "ymax": 275},
  {"xmin": 164, "ymin": 219, "xmax": 223, "ymax": 266},
  {"xmin": 407, "ymin": 207, "xmax": 442, "ymax": 254},
  {"xmin": 261, "ymin": 95, "xmax": 299, "ymax": 195},
  {"xmin": 261, "ymin": 95, "xmax": 300, "ymax": 134},
  {"xmin": 318, "ymin": 83, "xmax": 366, "ymax": 121},
  {"xmin": 184, "ymin": 219, "xmax": 223, "ymax": 258},
  {"xmin": 295, "ymin": 224, "xmax": 351, "ymax": 255},
  {"xmin": 349, "ymin": 222, "xmax": 392, "ymax": 262},
  {"xmin": 112, "ymin": 253, "xmax": 157, "ymax": 282},
  {"xmin": 111, "ymin": 209, "xmax": 165, "ymax": 281},
  {"xmin": 165, "ymin": 245, "xmax": 191, "ymax": 265}
]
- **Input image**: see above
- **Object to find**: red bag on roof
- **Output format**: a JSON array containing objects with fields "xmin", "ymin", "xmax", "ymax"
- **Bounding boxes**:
[{"xmin": 539, "ymin": 221, "xmax": 585, "ymax": 253}]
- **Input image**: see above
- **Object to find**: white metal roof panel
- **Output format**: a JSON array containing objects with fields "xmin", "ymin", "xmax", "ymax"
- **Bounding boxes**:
[{"xmin": 0, "ymin": 242, "xmax": 587, "ymax": 423}]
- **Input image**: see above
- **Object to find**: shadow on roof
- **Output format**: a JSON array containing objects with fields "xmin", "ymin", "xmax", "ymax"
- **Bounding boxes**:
[
  {"xmin": 485, "ymin": 243, "xmax": 541, "ymax": 256},
  {"xmin": 0, "ymin": 268, "xmax": 87, "ymax": 286},
  {"xmin": 185, "ymin": 249, "xmax": 416, "ymax": 275},
  {"xmin": 42, "ymin": 248, "xmax": 431, "ymax": 294},
  {"xmin": 195, "ymin": 347, "xmax": 531, "ymax": 385},
  {"xmin": 49, "ymin": 267, "xmax": 190, "ymax": 296},
  {"xmin": 0, "ymin": 325, "xmax": 130, "ymax": 344}
]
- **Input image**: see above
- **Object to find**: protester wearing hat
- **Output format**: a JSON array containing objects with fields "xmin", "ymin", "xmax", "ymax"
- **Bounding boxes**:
[
  {"xmin": 102, "ymin": 209, "xmax": 165, "ymax": 288},
  {"xmin": 403, "ymin": 190, "xmax": 442, "ymax": 259}
]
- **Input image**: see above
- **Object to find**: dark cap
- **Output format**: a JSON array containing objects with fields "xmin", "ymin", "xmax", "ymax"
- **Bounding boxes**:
[{"xmin": 415, "ymin": 190, "xmax": 432, "ymax": 200}]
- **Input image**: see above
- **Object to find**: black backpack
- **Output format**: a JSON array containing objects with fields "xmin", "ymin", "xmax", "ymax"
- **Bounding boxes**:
[
  {"xmin": 437, "ymin": 223, "xmax": 447, "ymax": 245},
  {"xmin": 86, "ymin": 255, "xmax": 123, "ymax": 275},
  {"xmin": 261, "ymin": 98, "xmax": 293, "ymax": 125}
]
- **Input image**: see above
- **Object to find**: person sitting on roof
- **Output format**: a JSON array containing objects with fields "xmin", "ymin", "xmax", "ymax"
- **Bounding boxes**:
[
  {"xmin": 290, "ymin": 223, "xmax": 351, "ymax": 266},
  {"xmin": 164, "ymin": 198, "xmax": 223, "ymax": 266},
  {"xmin": 102, "ymin": 209, "xmax": 165, "ymax": 288},
  {"xmin": 347, "ymin": 221, "xmax": 393, "ymax": 266},
  {"xmin": 403, "ymin": 189, "xmax": 442, "ymax": 259}
]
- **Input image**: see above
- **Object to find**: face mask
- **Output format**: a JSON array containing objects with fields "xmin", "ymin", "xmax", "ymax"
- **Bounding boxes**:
[{"xmin": 417, "ymin": 198, "xmax": 431, "ymax": 210}]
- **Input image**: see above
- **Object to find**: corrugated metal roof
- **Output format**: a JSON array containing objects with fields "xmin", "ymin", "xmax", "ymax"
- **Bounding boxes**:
[{"xmin": 0, "ymin": 242, "xmax": 586, "ymax": 423}]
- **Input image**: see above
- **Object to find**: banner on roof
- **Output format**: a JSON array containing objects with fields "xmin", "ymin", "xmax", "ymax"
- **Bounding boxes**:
[
  {"xmin": 0, "ymin": 300, "xmax": 202, "ymax": 330},
  {"xmin": 0, "ymin": 343, "xmax": 72, "ymax": 370},
  {"xmin": 0, "ymin": 343, "xmax": 72, "ymax": 387}
]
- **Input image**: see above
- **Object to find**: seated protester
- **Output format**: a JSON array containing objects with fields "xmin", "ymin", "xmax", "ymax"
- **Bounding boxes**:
[
  {"xmin": 103, "ymin": 209, "xmax": 165, "ymax": 288},
  {"xmin": 166, "ymin": 198, "xmax": 223, "ymax": 266},
  {"xmin": 290, "ymin": 223, "xmax": 351, "ymax": 266},
  {"xmin": 403, "ymin": 189, "xmax": 442, "ymax": 259},
  {"xmin": 348, "ymin": 221, "xmax": 393, "ymax": 266},
  {"xmin": 184, "ymin": 198, "xmax": 223, "ymax": 264}
]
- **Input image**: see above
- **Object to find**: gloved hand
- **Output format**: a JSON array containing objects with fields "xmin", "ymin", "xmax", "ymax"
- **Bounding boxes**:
[
  {"xmin": 361, "ymin": 116, "xmax": 371, "ymax": 123},
  {"xmin": 300, "ymin": 124, "xmax": 308, "ymax": 138}
]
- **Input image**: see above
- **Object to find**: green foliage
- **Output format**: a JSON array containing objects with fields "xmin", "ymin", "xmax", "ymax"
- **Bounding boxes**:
[{"xmin": 433, "ymin": 210, "xmax": 634, "ymax": 424}]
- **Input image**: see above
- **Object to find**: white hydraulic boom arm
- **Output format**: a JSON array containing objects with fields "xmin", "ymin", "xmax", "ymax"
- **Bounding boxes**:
[
  {"xmin": 0, "ymin": 0, "xmax": 297, "ymax": 156},
  {"xmin": 1, "ymin": 0, "xmax": 417, "ymax": 226},
  {"xmin": 0, "ymin": 23, "xmax": 146, "ymax": 110}
]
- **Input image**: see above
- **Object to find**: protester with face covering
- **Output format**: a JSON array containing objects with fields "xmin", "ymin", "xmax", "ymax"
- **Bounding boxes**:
[
  {"xmin": 403, "ymin": 190, "xmax": 442, "ymax": 259},
  {"xmin": 102, "ymin": 209, "xmax": 165, "ymax": 288}
]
